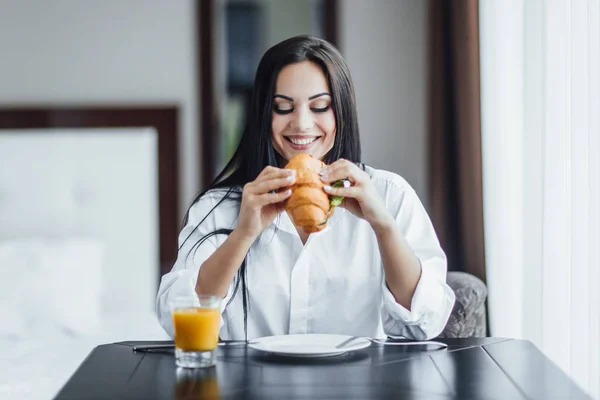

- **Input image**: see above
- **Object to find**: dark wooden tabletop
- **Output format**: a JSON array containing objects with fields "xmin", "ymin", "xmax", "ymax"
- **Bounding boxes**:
[{"xmin": 55, "ymin": 337, "xmax": 591, "ymax": 400}]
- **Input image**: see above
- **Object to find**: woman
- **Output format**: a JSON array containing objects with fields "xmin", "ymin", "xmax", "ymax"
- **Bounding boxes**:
[{"xmin": 157, "ymin": 35, "xmax": 455, "ymax": 341}]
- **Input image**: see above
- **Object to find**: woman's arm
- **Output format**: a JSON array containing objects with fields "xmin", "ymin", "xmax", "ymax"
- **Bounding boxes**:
[
  {"xmin": 195, "ymin": 228, "xmax": 255, "ymax": 297},
  {"xmin": 321, "ymin": 160, "xmax": 421, "ymax": 308},
  {"xmin": 371, "ymin": 218, "xmax": 422, "ymax": 310},
  {"xmin": 195, "ymin": 166, "xmax": 295, "ymax": 297},
  {"xmin": 156, "ymin": 167, "xmax": 295, "ymax": 336},
  {"xmin": 322, "ymin": 160, "xmax": 455, "ymax": 339}
]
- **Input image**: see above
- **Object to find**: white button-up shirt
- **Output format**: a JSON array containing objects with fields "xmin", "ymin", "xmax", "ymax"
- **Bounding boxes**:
[{"xmin": 157, "ymin": 166, "xmax": 455, "ymax": 340}]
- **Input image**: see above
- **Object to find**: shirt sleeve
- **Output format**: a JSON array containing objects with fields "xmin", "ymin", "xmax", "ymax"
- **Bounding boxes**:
[
  {"xmin": 380, "ymin": 184, "xmax": 456, "ymax": 340},
  {"xmin": 155, "ymin": 192, "xmax": 236, "ymax": 338}
]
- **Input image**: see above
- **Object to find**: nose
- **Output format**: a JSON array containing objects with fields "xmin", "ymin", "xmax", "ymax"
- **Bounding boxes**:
[{"xmin": 290, "ymin": 106, "xmax": 314, "ymax": 132}]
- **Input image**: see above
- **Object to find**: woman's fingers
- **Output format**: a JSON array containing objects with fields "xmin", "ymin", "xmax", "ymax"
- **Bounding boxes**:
[
  {"xmin": 320, "ymin": 159, "xmax": 369, "ymax": 201},
  {"xmin": 256, "ymin": 189, "xmax": 292, "ymax": 206},
  {"xmin": 256, "ymin": 165, "xmax": 280, "ymax": 179},
  {"xmin": 323, "ymin": 184, "xmax": 362, "ymax": 199},
  {"xmin": 252, "ymin": 175, "xmax": 296, "ymax": 194},
  {"xmin": 257, "ymin": 166, "xmax": 294, "ymax": 181},
  {"xmin": 320, "ymin": 159, "xmax": 364, "ymax": 184},
  {"xmin": 247, "ymin": 168, "xmax": 295, "ymax": 194}
]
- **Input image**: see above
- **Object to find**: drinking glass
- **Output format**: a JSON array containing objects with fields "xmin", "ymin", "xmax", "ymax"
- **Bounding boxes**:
[{"xmin": 171, "ymin": 295, "xmax": 222, "ymax": 368}]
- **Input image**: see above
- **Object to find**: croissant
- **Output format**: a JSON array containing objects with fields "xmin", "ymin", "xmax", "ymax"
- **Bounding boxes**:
[{"xmin": 284, "ymin": 154, "xmax": 341, "ymax": 233}]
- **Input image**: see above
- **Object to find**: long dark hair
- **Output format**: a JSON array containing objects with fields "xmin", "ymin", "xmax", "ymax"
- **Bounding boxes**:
[{"xmin": 181, "ymin": 35, "xmax": 361, "ymax": 339}]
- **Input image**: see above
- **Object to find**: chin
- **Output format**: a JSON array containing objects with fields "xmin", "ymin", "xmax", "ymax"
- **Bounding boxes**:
[{"xmin": 289, "ymin": 146, "xmax": 326, "ymax": 157}]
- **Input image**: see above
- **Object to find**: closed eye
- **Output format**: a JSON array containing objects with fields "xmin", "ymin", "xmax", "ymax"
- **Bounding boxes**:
[
  {"xmin": 274, "ymin": 107, "xmax": 293, "ymax": 115},
  {"xmin": 273, "ymin": 105, "xmax": 331, "ymax": 114}
]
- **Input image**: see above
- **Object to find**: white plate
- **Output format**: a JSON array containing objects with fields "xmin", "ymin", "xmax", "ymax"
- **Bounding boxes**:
[{"xmin": 248, "ymin": 334, "xmax": 372, "ymax": 357}]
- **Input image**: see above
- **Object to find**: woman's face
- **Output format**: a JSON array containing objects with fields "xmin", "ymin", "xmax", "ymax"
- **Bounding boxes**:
[{"xmin": 271, "ymin": 61, "xmax": 336, "ymax": 162}]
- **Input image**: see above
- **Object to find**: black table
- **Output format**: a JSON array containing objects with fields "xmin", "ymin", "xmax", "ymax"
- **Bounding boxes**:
[{"xmin": 55, "ymin": 337, "xmax": 591, "ymax": 400}]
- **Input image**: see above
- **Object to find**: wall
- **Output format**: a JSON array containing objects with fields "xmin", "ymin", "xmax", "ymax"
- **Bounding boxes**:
[
  {"xmin": 264, "ymin": 0, "xmax": 315, "ymax": 48},
  {"xmin": 339, "ymin": 0, "xmax": 429, "ymax": 206},
  {"xmin": 0, "ymin": 0, "xmax": 430, "ymax": 210},
  {"xmin": 0, "ymin": 0, "xmax": 199, "ymax": 218}
]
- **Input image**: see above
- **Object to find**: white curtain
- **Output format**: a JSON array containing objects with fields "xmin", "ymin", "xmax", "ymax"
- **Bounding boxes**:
[{"xmin": 480, "ymin": 0, "xmax": 599, "ymax": 398}]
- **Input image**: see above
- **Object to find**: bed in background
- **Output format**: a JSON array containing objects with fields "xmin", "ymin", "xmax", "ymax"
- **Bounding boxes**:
[{"xmin": 0, "ymin": 125, "xmax": 174, "ymax": 400}]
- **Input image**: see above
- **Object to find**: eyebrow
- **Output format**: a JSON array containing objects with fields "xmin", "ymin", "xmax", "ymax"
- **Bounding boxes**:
[{"xmin": 273, "ymin": 92, "xmax": 331, "ymax": 101}]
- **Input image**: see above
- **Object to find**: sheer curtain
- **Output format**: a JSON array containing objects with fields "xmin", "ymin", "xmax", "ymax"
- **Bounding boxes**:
[{"xmin": 480, "ymin": 0, "xmax": 599, "ymax": 398}]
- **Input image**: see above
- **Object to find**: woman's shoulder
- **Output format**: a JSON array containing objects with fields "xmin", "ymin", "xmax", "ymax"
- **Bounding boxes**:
[
  {"xmin": 363, "ymin": 165, "xmax": 413, "ymax": 196},
  {"xmin": 363, "ymin": 165, "xmax": 426, "ymax": 217}
]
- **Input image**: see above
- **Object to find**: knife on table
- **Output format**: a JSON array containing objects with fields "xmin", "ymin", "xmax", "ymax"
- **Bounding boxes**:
[{"xmin": 133, "ymin": 341, "xmax": 252, "ymax": 352}]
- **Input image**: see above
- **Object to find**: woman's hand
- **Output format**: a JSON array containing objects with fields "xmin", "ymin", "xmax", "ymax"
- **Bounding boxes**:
[
  {"xmin": 236, "ymin": 166, "xmax": 296, "ymax": 240},
  {"xmin": 320, "ymin": 159, "xmax": 395, "ymax": 232}
]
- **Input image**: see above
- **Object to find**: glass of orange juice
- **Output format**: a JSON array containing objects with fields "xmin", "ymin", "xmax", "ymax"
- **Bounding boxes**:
[{"xmin": 171, "ymin": 295, "xmax": 222, "ymax": 368}]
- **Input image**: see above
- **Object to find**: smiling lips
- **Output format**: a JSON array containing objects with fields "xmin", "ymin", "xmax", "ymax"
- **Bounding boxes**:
[{"xmin": 285, "ymin": 136, "xmax": 320, "ymax": 149}]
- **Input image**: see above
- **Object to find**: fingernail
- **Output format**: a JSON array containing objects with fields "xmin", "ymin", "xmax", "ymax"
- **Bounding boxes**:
[
  {"xmin": 285, "ymin": 189, "xmax": 292, "ymax": 195},
  {"xmin": 286, "ymin": 175, "xmax": 295, "ymax": 182},
  {"xmin": 319, "ymin": 167, "xmax": 328, "ymax": 176},
  {"xmin": 323, "ymin": 185, "xmax": 332, "ymax": 191}
]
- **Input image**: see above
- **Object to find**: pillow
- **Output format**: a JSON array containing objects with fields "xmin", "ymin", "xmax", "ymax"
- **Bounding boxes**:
[{"xmin": 0, "ymin": 238, "xmax": 105, "ymax": 338}]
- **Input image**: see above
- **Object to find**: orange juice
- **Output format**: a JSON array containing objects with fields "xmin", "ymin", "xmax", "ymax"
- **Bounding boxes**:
[
  {"xmin": 172, "ymin": 307, "xmax": 220, "ymax": 351},
  {"xmin": 175, "ymin": 367, "xmax": 220, "ymax": 400}
]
